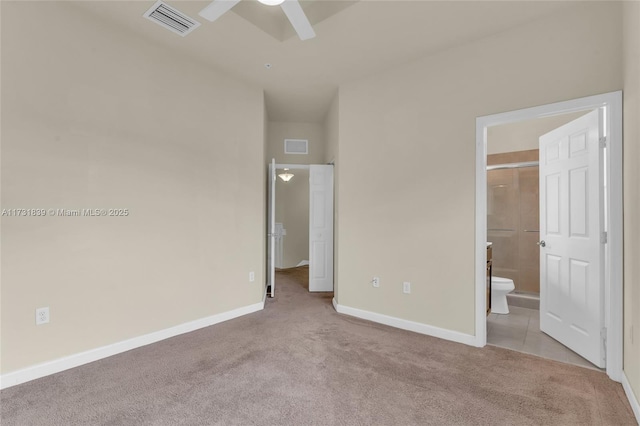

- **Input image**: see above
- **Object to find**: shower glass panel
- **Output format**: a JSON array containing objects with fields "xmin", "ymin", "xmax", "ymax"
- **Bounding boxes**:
[{"xmin": 487, "ymin": 151, "xmax": 540, "ymax": 294}]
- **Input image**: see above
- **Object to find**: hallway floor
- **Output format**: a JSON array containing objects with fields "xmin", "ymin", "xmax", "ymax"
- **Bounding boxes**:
[{"xmin": 487, "ymin": 306, "xmax": 600, "ymax": 370}]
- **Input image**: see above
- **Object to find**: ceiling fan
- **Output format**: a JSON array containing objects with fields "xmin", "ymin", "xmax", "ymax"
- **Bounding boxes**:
[{"xmin": 199, "ymin": 0, "xmax": 316, "ymax": 41}]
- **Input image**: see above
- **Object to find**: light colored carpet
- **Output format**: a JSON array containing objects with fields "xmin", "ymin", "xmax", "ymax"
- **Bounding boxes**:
[{"xmin": 1, "ymin": 266, "xmax": 636, "ymax": 425}]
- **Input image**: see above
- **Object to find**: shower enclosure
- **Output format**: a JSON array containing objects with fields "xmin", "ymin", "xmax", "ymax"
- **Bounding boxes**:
[{"xmin": 487, "ymin": 149, "xmax": 540, "ymax": 297}]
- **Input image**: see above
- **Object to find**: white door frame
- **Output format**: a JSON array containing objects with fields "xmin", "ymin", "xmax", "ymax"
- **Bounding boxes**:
[
  {"xmin": 268, "ymin": 159, "xmax": 276, "ymax": 297},
  {"xmin": 475, "ymin": 91, "xmax": 623, "ymax": 382},
  {"xmin": 267, "ymin": 162, "xmax": 308, "ymax": 297}
]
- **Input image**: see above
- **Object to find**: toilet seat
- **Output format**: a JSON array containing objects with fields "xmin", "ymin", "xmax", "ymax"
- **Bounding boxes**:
[{"xmin": 492, "ymin": 277, "xmax": 515, "ymax": 290}]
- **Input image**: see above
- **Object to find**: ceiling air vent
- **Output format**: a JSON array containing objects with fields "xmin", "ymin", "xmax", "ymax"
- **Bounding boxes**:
[
  {"xmin": 284, "ymin": 139, "xmax": 309, "ymax": 155},
  {"xmin": 143, "ymin": 1, "xmax": 201, "ymax": 37}
]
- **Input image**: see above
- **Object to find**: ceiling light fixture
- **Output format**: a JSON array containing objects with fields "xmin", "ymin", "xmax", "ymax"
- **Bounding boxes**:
[
  {"xmin": 278, "ymin": 168, "xmax": 294, "ymax": 182},
  {"xmin": 257, "ymin": 0, "xmax": 285, "ymax": 6}
]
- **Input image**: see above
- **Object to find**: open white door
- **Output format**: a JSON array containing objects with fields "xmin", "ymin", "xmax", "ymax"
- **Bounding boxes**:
[
  {"xmin": 267, "ymin": 159, "xmax": 276, "ymax": 298},
  {"xmin": 309, "ymin": 165, "xmax": 334, "ymax": 292},
  {"xmin": 539, "ymin": 109, "xmax": 605, "ymax": 367}
]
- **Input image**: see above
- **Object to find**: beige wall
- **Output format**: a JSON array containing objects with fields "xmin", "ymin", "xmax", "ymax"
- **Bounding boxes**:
[
  {"xmin": 0, "ymin": 2, "xmax": 265, "ymax": 373},
  {"xmin": 336, "ymin": 2, "xmax": 622, "ymax": 334},
  {"xmin": 487, "ymin": 111, "xmax": 589, "ymax": 155},
  {"xmin": 324, "ymin": 95, "xmax": 339, "ymax": 166},
  {"xmin": 267, "ymin": 121, "xmax": 325, "ymax": 268},
  {"xmin": 266, "ymin": 121, "xmax": 325, "ymax": 165},
  {"xmin": 0, "ymin": 0, "xmax": 4, "ymax": 377},
  {"xmin": 324, "ymin": 94, "xmax": 340, "ymax": 297},
  {"xmin": 623, "ymin": 0, "xmax": 640, "ymax": 404}
]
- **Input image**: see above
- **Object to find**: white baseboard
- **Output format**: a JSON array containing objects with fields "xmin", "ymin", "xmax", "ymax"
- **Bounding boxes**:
[
  {"xmin": 622, "ymin": 372, "xmax": 640, "ymax": 425},
  {"xmin": 0, "ymin": 300, "xmax": 265, "ymax": 390},
  {"xmin": 332, "ymin": 298, "xmax": 476, "ymax": 346}
]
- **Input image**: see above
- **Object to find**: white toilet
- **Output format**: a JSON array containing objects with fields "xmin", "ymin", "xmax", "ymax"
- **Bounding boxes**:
[{"xmin": 491, "ymin": 276, "xmax": 515, "ymax": 314}]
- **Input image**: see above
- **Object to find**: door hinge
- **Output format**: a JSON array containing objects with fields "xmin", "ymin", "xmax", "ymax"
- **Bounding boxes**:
[
  {"xmin": 601, "ymin": 232, "xmax": 607, "ymax": 244},
  {"xmin": 599, "ymin": 136, "xmax": 607, "ymax": 148}
]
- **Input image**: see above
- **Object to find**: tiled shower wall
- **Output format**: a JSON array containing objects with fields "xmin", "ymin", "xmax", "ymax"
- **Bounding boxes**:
[{"xmin": 488, "ymin": 150, "xmax": 540, "ymax": 294}]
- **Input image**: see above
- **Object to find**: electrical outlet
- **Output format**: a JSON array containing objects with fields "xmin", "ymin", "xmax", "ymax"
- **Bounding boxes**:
[
  {"xmin": 403, "ymin": 282, "xmax": 411, "ymax": 294},
  {"xmin": 249, "ymin": 271, "xmax": 255, "ymax": 282},
  {"xmin": 372, "ymin": 277, "xmax": 380, "ymax": 288},
  {"xmin": 36, "ymin": 307, "xmax": 50, "ymax": 325}
]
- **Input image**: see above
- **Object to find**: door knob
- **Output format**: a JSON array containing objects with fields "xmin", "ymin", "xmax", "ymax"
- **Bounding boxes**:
[{"xmin": 537, "ymin": 240, "xmax": 546, "ymax": 247}]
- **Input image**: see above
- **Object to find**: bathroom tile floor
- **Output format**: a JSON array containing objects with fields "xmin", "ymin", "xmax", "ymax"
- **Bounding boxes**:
[{"xmin": 487, "ymin": 306, "xmax": 601, "ymax": 371}]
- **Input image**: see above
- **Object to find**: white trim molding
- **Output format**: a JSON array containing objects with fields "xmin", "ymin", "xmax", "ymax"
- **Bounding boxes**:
[
  {"xmin": 622, "ymin": 372, "xmax": 640, "ymax": 424},
  {"xmin": 332, "ymin": 299, "xmax": 476, "ymax": 346},
  {"xmin": 475, "ymin": 91, "xmax": 624, "ymax": 381},
  {"xmin": 0, "ymin": 300, "xmax": 265, "ymax": 390}
]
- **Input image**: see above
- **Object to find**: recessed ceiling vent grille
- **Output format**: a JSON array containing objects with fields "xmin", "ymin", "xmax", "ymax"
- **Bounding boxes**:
[
  {"xmin": 284, "ymin": 139, "xmax": 309, "ymax": 155},
  {"xmin": 144, "ymin": 1, "xmax": 201, "ymax": 37}
]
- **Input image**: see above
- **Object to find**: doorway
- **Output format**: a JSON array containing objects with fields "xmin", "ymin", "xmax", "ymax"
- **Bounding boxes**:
[
  {"xmin": 266, "ymin": 160, "xmax": 334, "ymax": 298},
  {"xmin": 274, "ymin": 168, "xmax": 310, "ymax": 270},
  {"xmin": 475, "ymin": 91, "xmax": 623, "ymax": 382},
  {"xmin": 486, "ymin": 110, "xmax": 602, "ymax": 369}
]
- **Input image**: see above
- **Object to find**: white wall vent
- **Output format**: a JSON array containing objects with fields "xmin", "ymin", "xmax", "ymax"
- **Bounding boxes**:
[
  {"xmin": 284, "ymin": 139, "xmax": 309, "ymax": 155},
  {"xmin": 143, "ymin": 1, "xmax": 201, "ymax": 37}
]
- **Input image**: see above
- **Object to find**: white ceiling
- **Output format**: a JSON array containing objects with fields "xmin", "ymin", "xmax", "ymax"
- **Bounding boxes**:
[{"xmin": 72, "ymin": 1, "xmax": 574, "ymax": 123}]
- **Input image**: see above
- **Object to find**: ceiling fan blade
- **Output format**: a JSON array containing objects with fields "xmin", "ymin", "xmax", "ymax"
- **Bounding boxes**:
[
  {"xmin": 198, "ymin": 0, "xmax": 241, "ymax": 22},
  {"xmin": 280, "ymin": 0, "xmax": 316, "ymax": 41}
]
